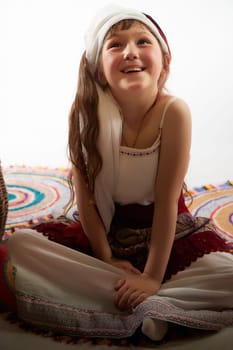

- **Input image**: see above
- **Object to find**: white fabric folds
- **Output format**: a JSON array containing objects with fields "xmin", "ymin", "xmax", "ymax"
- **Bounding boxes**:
[{"xmin": 8, "ymin": 230, "xmax": 233, "ymax": 337}]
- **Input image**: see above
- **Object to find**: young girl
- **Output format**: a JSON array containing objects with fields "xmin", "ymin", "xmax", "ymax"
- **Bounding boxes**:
[{"xmin": 2, "ymin": 4, "xmax": 233, "ymax": 341}]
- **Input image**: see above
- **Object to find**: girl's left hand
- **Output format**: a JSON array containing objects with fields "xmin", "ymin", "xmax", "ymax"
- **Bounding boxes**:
[{"xmin": 114, "ymin": 273, "xmax": 160, "ymax": 311}]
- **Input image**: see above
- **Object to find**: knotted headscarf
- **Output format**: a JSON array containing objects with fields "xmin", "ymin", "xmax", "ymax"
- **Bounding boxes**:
[{"xmin": 84, "ymin": 4, "xmax": 170, "ymax": 72}]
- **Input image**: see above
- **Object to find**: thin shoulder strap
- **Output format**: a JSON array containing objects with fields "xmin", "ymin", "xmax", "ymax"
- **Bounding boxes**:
[{"xmin": 159, "ymin": 96, "xmax": 177, "ymax": 129}]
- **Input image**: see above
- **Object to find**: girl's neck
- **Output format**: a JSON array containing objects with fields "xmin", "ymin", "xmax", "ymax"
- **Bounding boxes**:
[
  {"xmin": 120, "ymin": 93, "xmax": 160, "ymax": 148},
  {"xmin": 117, "ymin": 90, "xmax": 159, "ymax": 124}
]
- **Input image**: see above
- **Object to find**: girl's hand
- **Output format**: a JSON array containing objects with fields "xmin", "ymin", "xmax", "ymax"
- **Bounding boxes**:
[
  {"xmin": 107, "ymin": 257, "xmax": 141, "ymax": 275},
  {"xmin": 114, "ymin": 273, "xmax": 160, "ymax": 311}
]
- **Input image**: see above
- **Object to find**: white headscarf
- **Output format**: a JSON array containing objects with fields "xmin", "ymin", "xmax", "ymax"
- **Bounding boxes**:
[
  {"xmin": 94, "ymin": 85, "xmax": 122, "ymax": 232},
  {"xmin": 85, "ymin": 3, "xmax": 169, "ymax": 72}
]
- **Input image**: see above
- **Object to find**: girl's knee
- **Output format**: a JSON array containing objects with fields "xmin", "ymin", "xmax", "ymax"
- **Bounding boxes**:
[
  {"xmin": 7, "ymin": 229, "xmax": 38, "ymax": 252},
  {"xmin": 8, "ymin": 230, "xmax": 26, "ymax": 249}
]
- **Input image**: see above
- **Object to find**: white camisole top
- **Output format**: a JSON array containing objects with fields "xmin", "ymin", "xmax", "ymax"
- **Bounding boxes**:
[{"xmin": 113, "ymin": 97, "xmax": 177, "ymax": 205}]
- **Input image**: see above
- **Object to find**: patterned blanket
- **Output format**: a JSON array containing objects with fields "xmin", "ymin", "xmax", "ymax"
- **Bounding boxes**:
[
  {"xmin": 187, "ymin": 181, "xmax": 233, "ymax": 243},
  {"xmin": 3, "ymin": 165, "xmax": 233, "ymax": 243},
  {"xmin": 3, "ymin": 166, "xmax": 72, "ymax": 239}
]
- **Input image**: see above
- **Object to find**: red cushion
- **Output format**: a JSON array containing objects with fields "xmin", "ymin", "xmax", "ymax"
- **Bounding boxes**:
[{"xmin": 0, "ymin": 242, "xmax": 17, "ymax": 312}]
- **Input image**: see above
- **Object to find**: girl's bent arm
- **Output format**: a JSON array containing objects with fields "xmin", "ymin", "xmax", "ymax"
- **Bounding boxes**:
[
  {"xmin": 144, "ymin": 98, "xmax": 192, "ymax": 283},
  {"xmin": 72, "ymin": 166, "xmax": 112, "ymax": 262}
]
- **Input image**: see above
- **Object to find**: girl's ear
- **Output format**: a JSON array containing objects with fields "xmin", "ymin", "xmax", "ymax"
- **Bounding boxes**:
[
  {"xmin": 163, "ymin": 53, "xmax": 171, "ymax": 70},
  {"xmin": 158, "ymin": 53, "xmax": 171, "ymax": 90}
]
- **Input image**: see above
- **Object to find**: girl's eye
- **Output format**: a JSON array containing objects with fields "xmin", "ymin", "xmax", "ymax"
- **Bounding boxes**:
[
  {"xmin": 108, "ymin": 41, "xmax": 121, "ymax": 49},
  {"xmin": 138, "ymin": 39, "xmax": 150, "ymax": 46}
]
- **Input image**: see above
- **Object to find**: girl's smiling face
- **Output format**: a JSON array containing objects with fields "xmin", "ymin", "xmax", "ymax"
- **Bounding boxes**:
[{"xmin": 99, "ymin": 21, "xmax": 164, "ymax": 98}]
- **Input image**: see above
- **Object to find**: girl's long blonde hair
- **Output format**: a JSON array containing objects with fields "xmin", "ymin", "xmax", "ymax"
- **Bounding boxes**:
[{"xmin": 68, "ymin": 53, "xmax": 102, "ymax": 193}]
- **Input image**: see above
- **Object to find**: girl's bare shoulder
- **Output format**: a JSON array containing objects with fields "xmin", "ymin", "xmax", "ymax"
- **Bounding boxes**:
[{"xmin": 159, "ymin": 94, "xmax": 192, "ymax": 127}]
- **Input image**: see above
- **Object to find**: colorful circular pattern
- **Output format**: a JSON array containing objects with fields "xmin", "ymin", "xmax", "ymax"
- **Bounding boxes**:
[
  {"xmin": 187, "ymin": 183, "xmax": 233, "ymax": 242},
  {"xmin": 4, "ymin": 166, "xmax": 72, "ymax": 234}
]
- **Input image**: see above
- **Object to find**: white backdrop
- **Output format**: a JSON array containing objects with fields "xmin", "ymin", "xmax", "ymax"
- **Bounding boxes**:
[{"xmin": 1, "ymin": 0, "xmax": 233, "ymax": 187}]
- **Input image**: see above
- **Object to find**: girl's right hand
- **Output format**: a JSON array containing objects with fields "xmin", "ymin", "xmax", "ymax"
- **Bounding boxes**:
[{"xmin": 107, "ymin": 257, "xmax": 141, "ymax": 275}]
